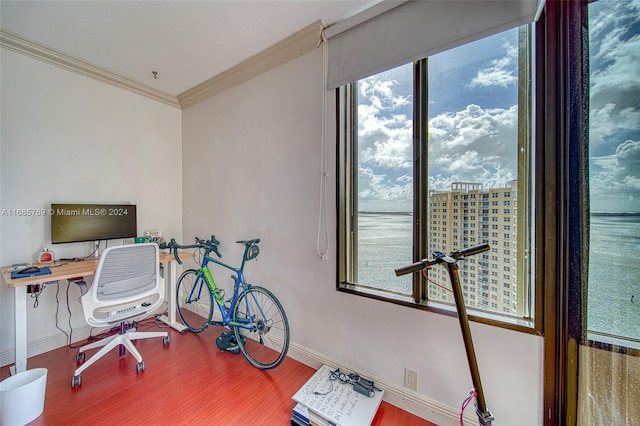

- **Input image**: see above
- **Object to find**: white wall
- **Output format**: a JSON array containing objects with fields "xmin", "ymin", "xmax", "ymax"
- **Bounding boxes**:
[
  {"xmin": 0, "ymin": 48, "xmax": 183, "ymax": 360},
  {"xmin": 182, "ymin": 48, "xmax": 544, "ymax": 425}
]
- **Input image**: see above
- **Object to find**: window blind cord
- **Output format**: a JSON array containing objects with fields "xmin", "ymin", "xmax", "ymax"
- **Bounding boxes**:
[{"xmin": 316, "ymin": 32, "xmax": 329, "ymax": 261}]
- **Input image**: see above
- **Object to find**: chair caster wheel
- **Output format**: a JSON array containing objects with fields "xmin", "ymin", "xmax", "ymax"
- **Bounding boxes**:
[
  {"xmin": 76, "ymin": 352, "xmax": 85, "ymax": 363},
  {"xmin": 136, "ymin": 361, "xmax": 145, "ymax": 373},
  {"xmin": 71, "ymin": 375, "xmax": 82, "ymax": 388},
  {"xmin": 163, "ymin": 336, "xmax": 170, "ymax": 345}
]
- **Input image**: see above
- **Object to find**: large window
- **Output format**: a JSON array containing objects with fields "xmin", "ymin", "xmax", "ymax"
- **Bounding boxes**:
[
  {"xmin": 569, "ymin": 0, "xmax": 640, "ymax": 424},
  {"xmin": 338, "ymin": 25, "xmax": 534, "ymax": 326},
  {"xmin": 586, "ymin": 0, "xmax": 640, "ymax": 347}
]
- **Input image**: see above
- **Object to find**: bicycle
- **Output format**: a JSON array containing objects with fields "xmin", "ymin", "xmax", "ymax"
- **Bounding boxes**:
[
  {"xmin": 161, "ymin": 235, "xmax": 290, "ymax": 370},
  {"xmin": 395, "ymin": 243, "xmax": 494, "ymax": 426}
]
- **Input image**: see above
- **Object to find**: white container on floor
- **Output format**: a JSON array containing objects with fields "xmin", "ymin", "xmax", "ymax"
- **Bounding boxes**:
[{"xmin": 0, "ymin": 368, "xmax": 47, "ymax": 425}]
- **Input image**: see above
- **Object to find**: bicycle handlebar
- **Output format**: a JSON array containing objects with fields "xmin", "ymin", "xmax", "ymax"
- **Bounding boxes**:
[
  {"xmin": 159, "ymin": 235, "xmax": 222, "ymax": 265},
  {"xmin": 394, "ymin": 243, "xmax": 490, "ymax": 276}
]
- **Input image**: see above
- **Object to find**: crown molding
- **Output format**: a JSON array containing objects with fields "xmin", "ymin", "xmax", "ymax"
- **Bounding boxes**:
[
  {"xmin": 2, "ymin": 19, "xmax": 324, "ymax": 111},
  {"xmin": 0, "ymin": 30, "xmax": 180, "ymax": 109},
  {"xmin": 178, "ymin": 19, "xmax": 325, "ymax": 109}
]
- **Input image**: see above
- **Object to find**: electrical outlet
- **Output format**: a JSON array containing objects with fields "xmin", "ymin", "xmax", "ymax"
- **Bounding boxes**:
[{"xmin": 404, "ymin": 367, "xmax": 418, "ymax": 391}]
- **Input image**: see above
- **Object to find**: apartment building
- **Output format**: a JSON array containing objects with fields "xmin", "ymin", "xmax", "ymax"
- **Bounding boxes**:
[{"xmin": 428, "ymin": 181, "xmax": 525, "ymax": 315}]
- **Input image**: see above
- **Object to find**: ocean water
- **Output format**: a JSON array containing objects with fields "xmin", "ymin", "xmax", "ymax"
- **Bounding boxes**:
[
  {"xmin": 356, "ymin": 212, "xmax": 640, "ymax": 340},
  {"xmin": 357, "ymin": 213, "xmax": 413, "ymax": 294},
  {"xmin": 588, "ymin": 214, "xmax": 640, "ymax": 340}
]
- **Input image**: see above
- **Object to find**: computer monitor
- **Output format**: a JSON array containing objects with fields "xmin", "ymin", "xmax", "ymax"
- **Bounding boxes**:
[{"xmin": 51, "ymin": 203, "xmax": 137, "ymax": 244}]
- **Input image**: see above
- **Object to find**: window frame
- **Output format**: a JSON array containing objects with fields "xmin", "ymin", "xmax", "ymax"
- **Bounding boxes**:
[{"xmin": 336, "ymin": 27, "xmax": 540, "ymax": 335}]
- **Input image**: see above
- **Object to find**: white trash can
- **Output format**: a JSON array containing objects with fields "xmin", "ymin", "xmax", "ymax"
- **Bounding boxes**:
[{"xmin": 0, "ymin": 368, "xmax": 47, "ymax": 426}]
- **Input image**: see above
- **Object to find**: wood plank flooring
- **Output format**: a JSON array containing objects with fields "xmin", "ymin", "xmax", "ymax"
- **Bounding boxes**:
[{"xmin": 1, "ymin": 320, "xmax": 435, "ymax": 425}]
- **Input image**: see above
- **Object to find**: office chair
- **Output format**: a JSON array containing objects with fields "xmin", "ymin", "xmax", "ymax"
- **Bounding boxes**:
[{"xmin": 71, "ymin": 243, "xmax": 169, "ymax": 388}]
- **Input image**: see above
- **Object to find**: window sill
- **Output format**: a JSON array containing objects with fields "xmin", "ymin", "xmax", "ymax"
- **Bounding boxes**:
[
  {"xmin": 338, "ymin": 282, "xmax": 539, "ymax": 335},
  {"xmin": 587, "ymin": 331, "xmax": 640, "ymax": 354}
]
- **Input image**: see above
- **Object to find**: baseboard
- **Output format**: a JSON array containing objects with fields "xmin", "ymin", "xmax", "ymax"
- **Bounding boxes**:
[
  {"xmin": 1, "ymin": 325, "xmax": 94, "ymax": 369},
  {"xmin": 287, "ymin": 342, "xmax": 478, "ymax": 426}
]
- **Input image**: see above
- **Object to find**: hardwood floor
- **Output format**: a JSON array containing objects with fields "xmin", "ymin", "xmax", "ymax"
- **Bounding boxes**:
[{"xmin": 1, "ymin": 320, "xmax": 435, "ymax": 425}]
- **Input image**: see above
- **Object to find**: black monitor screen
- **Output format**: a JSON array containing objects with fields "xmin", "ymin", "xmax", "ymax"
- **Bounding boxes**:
[{"xmin": 51, "ymin": 204, "xmax": 137, "ymax": 244}]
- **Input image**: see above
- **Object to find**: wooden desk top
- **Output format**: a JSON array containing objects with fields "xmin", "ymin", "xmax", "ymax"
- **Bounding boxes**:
[{"xmin": 1, "ymin": 250, "xmax": 195, "ymax": 288}]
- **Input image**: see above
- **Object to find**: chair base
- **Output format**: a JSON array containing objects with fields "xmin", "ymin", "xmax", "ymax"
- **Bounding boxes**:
[{"xmin": 72, "ymin": 328, "xmax": 169, "ymax": 385}]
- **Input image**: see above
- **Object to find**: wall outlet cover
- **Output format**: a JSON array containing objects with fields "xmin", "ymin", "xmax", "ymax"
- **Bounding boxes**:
[{"xmin": 404, "ymin": 368, "xmax": 418, "ymax": 391}]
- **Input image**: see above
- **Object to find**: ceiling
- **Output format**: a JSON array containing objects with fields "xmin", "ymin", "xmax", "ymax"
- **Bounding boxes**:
[{"xmin": 0, "ymin": 0, "xmax": 372, "ymax": 97}]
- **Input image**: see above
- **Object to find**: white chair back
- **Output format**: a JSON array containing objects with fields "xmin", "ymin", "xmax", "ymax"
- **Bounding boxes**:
[{"xmin": 81, "ymin": 243, "xmax": 163, "ymax": 327}]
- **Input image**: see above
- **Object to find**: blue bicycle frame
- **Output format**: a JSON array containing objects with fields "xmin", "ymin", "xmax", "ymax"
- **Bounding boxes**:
[{"xmin": 186, "ymin": 250, "xmax": 262, "ymax": 331}]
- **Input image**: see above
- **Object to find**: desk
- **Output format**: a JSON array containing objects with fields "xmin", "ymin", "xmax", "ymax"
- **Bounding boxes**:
[{"xmin": 1, "ymin": 250, "xmax": 193, "ymax": 374}]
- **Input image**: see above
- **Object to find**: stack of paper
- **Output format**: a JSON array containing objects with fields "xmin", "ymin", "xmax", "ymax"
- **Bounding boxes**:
[{"xmin": 291, "ymin": 365, "xmax": 384, "ymax": 426}]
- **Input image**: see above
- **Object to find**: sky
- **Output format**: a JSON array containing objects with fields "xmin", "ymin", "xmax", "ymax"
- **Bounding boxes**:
[
  {"xmin": 355, "ymin": 0, "xmax": 640, "ymax": 213},
  {"xmin": 588, "ymin": 0, "xmax": 640, "ymax": 212}
]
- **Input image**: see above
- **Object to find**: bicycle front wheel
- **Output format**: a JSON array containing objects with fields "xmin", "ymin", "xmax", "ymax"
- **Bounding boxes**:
[
  {"xmin": 233, "ymin": 286, "xmax": 290, "ymax": 369},
  {"xmin": 176, "ymin": 269, "xmax": 213, "ymax": 333}
]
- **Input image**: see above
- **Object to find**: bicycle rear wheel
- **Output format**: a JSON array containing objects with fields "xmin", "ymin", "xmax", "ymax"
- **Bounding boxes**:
[
  {"xmin": 176, "ymin": 269, "xmax": 213, "ymax": 332},
  {"xmin": 233, "ymin": 286, "xmax": 290, "ymax": 369}
]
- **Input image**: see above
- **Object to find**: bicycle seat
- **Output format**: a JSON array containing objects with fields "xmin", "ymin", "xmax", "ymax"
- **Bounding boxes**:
[{"xmin": 236, "ymin": 239, "xmax": 260, "ymax": 246}]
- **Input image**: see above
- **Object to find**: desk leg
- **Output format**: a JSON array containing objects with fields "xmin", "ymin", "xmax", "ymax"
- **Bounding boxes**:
[
  {"xmin": 158, "ymin": 261, "xmax": 187, "ymax": 332},
  {"xmin": 13, "ymin": 286, "xmax": 27, "ymax": 374}
]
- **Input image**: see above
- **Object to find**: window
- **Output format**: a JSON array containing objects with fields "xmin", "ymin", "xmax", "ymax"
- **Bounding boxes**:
[
  {"xmin": 338, "ymin": 25, "xmax": 534, "ymax": 326},
  {"xmin": 587, "ymin": 0, "xmax": 640, "ymax": 346},
  {"xmin": 556, "ymin": 1, "xmax": 640, "ymax": 424}
]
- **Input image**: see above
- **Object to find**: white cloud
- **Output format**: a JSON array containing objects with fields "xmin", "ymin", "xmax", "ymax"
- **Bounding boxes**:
[
  {"xmin": 591, "ymin": 140, "xmax": 640, "ymax": 211},
  {"xmin": 359, "ymin": 100, "xmax": 520, "ymax": 197},
  {"xmin": 468, "ymin": 43, "xmax": 518, "ymax": 89},
  {"xmin": 590, "ymin": 103, "xmax": 620, "ymax": 146},
  {"xmin": 358, "ymin": 167, "xmax": 413, "ymax": 211},
  {"xmin": 587, "ymin": 0, "xmax": 640, "ymax": 212},
  {"xmin": 358, "ymin": 76, "xmax": 413, "ymax": 169},
  {"xmin": 589, "ymin": 0, "xmax": 640, "ymax": 148},
  {"xmin": 428, "ymin": 104, "xmax": 518, "ymax": 188},
  {"xmin": 357, "ymin": 72, "xmax": 520, "ymax": 209},
  {"xmin": 623, "ymin": 175, "xmax": 640, "ymax": 189}
]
